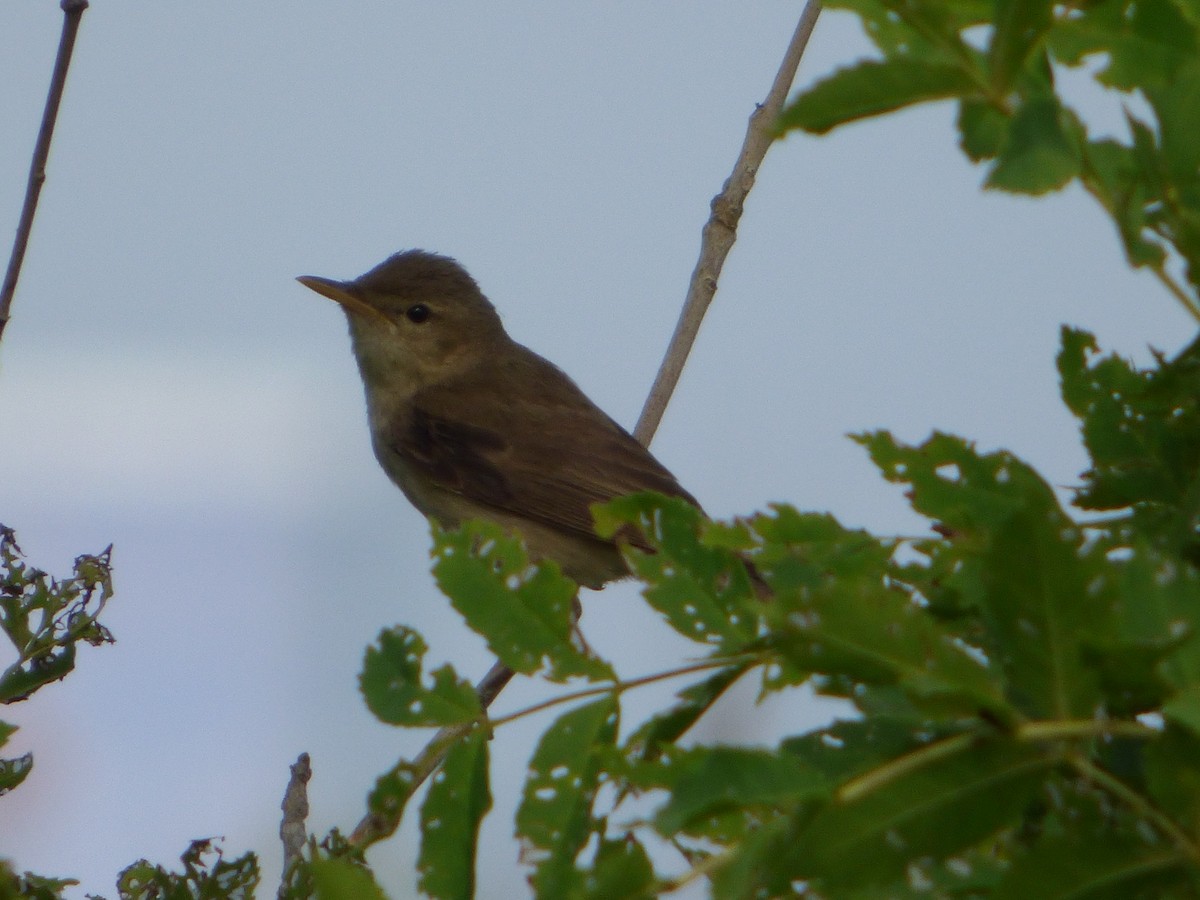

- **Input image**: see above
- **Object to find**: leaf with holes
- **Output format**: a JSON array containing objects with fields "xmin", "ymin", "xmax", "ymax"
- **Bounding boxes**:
[
  {"xmin": 433, "ymin": 521, "xmax": 614, "ymax": 682},
  {"xmin": 516, "ymin": 696, "xmax": 619, "ymax": 896},
  {"xmin": 360, "ymin": 626, "xmax": 480, "ymax": 727},
  {"xmin": 418, "ymin": 729, "xmax": 491, "ymax": 900}
]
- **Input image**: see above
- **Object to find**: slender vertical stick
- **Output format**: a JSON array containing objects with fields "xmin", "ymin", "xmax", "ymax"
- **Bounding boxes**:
[
  {"xmin": 634, "ymin": 0, "xmax": 822, "ymax": 446},
  {"xmin": 0, "ymin": 0, "xmax": 90, "ymax": 345}
]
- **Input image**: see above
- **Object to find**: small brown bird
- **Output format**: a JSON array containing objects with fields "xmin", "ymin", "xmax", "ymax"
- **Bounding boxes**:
[{"xmin": 298, "ymin": 250, "xmax": 698, "ymax": 589}]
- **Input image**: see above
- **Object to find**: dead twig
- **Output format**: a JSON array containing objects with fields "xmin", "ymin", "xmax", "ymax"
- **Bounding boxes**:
[{"xmin": 0, "ymin": 0, "xmax": 89, "ymax": 345}]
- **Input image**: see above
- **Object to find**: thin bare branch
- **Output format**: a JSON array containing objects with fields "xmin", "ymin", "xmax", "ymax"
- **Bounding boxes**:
[
  {"xmin": 347, "ymin": 2, "xmax": 823, "ymax": 850},
  {"xmin": 277, "ymin": 752, "xmax": 312, "ymax": 897},
  {"xmin": 0, "ymin": 0, "xmax": 89, "ymax": 346},
  {"xmin": 634, "ymin": 0, "xmax": 822, "ymax": 446}
]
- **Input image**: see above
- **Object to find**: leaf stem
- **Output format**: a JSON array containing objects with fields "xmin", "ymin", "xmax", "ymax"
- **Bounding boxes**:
[
  {"xmin": 486, "ymin": 656, "xmax": 759, "ymax": 729},
  {"xmin": 836, "ymin": 731, "xmax": 978, "ymax": 803},
  {"xmin": 1069, "ymin": 753, "xmax": 1200, "ymax": 863}
]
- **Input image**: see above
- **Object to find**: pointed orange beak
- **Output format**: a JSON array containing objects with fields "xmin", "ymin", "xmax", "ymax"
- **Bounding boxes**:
[{"xmin": 296, "ymin": 275, "xmax": 389, "ymax": 323}]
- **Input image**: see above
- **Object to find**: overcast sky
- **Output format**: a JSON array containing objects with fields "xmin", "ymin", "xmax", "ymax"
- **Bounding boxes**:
[{"xmin": 0, "ymin": 3, "xmax": 1191, "ymax": 898}]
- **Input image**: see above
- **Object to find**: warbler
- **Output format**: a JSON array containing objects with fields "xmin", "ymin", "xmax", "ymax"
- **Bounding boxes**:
[{"xmin": 298, "ymin": 250, "xmax": 698, "ymax": 589}]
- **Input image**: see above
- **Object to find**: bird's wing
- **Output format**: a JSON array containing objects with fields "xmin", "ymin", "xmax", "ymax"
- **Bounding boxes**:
[{"xmin": 384, "ymin": 363, "xmax": 697, "ymax": 544}]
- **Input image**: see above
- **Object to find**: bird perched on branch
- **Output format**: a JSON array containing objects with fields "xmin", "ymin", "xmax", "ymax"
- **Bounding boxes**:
[{"xmin": 297, "ymin": 249, "xmax": 698, "ymax": 589}]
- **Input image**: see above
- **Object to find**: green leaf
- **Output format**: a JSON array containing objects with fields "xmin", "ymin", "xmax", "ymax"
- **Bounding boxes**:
[
  {"xmin": 1144, "ymin": 57, "xmax": 1200, "ymax": 177},
  {"xmin": 418, "ymin": 729, "xmax": 491, "ymax": 900},
  {"xmin": 1049, "ymin": 0, "xmax": 1196, "ymax": 90},
  {"xmin": 0, "ymin": 527, "xmax": 115, "ymax": 704},
  {"xmin": 986, "ymin": 95, "xmax": 1082, "ymax": 194},
  {"xmin": 988, "ymin": 0, "xmax": 1053, "ymax": 91},
  {"xmin": 433, "ymin": 521, "xmax": 614, "ymax": 682},
  {"xmin": 310, "ymin": 858, "xmax": 389, "ymax": 900},
  {"xmin": 516, "ymin": 696, "xmax": 619, "ymax": 896},
  {"xmin": 790, "ymin": 737, "xmax": 1054, "ymax": 889},
  {"xmin": 653, "ymin": 746, "xmax": 829, "ymax": 835},
  {"xmin": 995, "ymin": 834, "xmax": 1187, "ymax": 899},
  {"xmin": 1144, "ymin": 725, "xmax": 1200, "ymax": 837},
  {"xmin": 594, "ymin": 494, "xmax": 758, "ymax": 652},
  {"xmin": 779, "ymin": 59, "xmax": 977, "ymax": 135},
  {"xmin": 624, "ymin": 663, "xmax": 748, "ymax": 764},
  {"xmin": 860, "ymin": 431, "xmax": 1106, "ymax": 720},
  {"xmin": 1165, "ymin": 685, "xmax": 1200, "ymax": 737},
  {"xmin": 117, "ymin": 840, "xmax": 260, "ymax": 900},
  {"xmin": 1058, "ymin": 328, "xmax": 1200, "ymax": 562},
  {"xmin": 582, "ymin": 837, "xmax": 656, "ymax": 900},
  {"xmin": 0, "ymin": 750, "xmax": 32, "ymax": 797},
  {"xmin": 958, "ymin": 98, "xmax": 1009, "ymax": 160},
  {"xmin": 782, "ymin": 718, "xmax": 947, "ymax": 783},
  {"xmin": 360, "ymin": 626, "xmax": 480, "ymax": 727}
]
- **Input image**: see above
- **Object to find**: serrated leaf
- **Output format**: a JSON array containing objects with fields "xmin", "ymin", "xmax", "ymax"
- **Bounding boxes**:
[
  {"xmin": 1049, "ymin": 0, "xmax": 1196, "ymax": 90},
  {"xmin": 779, "ymin": 59, "xmax": 977, "ymax": 135},
  {"xmin": 1057, "ymin": 328, "xmax": 1200, "ymax": 562},
  {"xmin": 790, "ymin": 737, "xmax": 1053, "ymax": 888},
  {"xmin": 516, "ymin": 696, "xmax": 618, "ymax": 896},
  {"xmin": 310, "ymin": 858, "xmax": 388, "ymax": 900},
  {"xmin": 986, "ymin": 95, "xmax": 1082, "ymax": 194},
  {"xmin": 582, "ymin": 837, "xmax": 656, "ymax": 900},
  {"xmin": 653, "ymin": 746, "xmax": 829, "ymax": 835},
  {"xmin": 418, "ymin": 729, "xmax": 491, "ymax": 900},
  {"xmin": 0, "ymin": 751, "xmax": 32, "ymax": 797},
  {"xmin": 594, "ymin": 494, "xmax": 758, "ymax": 652},
  {"xmin": 860, "ymin": 431, "xmax": 1106, "ymax": 720},
  {"xmin": 1144, "ymin": 57, "xmax": 1200, "ymax": 177},
  {"xmin": 117, "ymin": 841, "xmax": 260, "ymax": 900},
  {"xmin": 958, "ymin": 98, "xmax": 1009, "ymax": 160},
  {"xmin": 433, "ymin": 521, "xmax": 614, "ymax": 682},
  {"xmin": 995, "ymin": 834, "xmax": 1186, "ymax": 900},
  {"xmin": 360, "ymin": 626, "xmax": 480, "ymax": 727},
  {"xmin": 782, "ymin": 718, "xmax": 942, "ymax": 783},
  {"xmin": 624, "ymin": 663, "xmax": 748, "ymax": 764},
  {"xmin": 766, "ymin": 566, "xmax": 1010, "ymax": 719}
]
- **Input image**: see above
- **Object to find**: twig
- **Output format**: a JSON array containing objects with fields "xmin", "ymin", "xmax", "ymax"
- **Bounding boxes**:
[
  {"xmin": 633, "ymin": 0, "xmax": 823, "ymax": 445},
  {"xmin": 0, "ymin": 0, "xmax": 89, "ymax": 346},
  {"xmin": 347, "ymin": 659, "xmax": 514, "ymax": 848},
  {"xmin": 278, "ymin": 752, "xmax": 312, "ymax": 897},
  {"xmin": 348, "ymin": 1, "xmax": 823, "ymax": 849}
]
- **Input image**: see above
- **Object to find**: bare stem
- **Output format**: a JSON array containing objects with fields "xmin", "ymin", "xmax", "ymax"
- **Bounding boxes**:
[
  {"xmin": 633, "ymin": 0, "xmax": 823, "ymax": 446},
  {"xmin": 0, "ymin": 0, "xmax": 89, "ymax": 346},
  {"xmin": 277, "ymin": 753, "xmax": 312, "ymax": 898}
]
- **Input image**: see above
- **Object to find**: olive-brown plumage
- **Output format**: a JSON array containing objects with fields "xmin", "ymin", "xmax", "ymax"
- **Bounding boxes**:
[{"xmin": 298, "ymin": 250, "xmax": 697, "ymax": 588}]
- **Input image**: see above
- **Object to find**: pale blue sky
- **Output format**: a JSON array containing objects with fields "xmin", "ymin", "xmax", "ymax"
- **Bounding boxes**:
[{"xmin": 0, "ymin": 3, "xmax": 1189, "ymax": 898}]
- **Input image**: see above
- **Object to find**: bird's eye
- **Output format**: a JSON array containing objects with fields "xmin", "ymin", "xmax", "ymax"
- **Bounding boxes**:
[{"xmin": 406, "ymin": 304, "xmax": 430, "ymax": 323}]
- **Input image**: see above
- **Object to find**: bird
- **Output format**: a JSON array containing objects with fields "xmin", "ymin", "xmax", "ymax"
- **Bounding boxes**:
[{"xmin": 297, "ymin": 249, "xmax": 699, "ymax": 590}]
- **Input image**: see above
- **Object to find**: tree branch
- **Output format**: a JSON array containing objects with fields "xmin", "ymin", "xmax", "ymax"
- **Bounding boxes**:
[
  {"xmin": 0, "ymin": 0, "xmax": 89, "ymax": 346},
  {"xmin": 634, "ymin": 0, "xmax": 822, "ymax": 445},
  {"xmin": 347, "ymin": 2, "xmax": 823, "ymax": 849}
]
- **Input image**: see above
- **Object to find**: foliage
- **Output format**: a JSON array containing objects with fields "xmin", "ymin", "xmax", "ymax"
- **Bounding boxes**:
[
  {"xmin": 779, "ymin": 0, "xmax": 1200, "ymax": 323},
  {"xmin": 0, "ymin": 528, "xmax": 114, "ymax": 804},
  {"xmin": 4, "ymin": 0, "xmax": 1200, "ymax": 898}
]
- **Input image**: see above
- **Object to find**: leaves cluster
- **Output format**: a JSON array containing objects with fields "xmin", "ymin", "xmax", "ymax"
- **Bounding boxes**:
[
  {"xmin": 0, "ymin": 527, "xmax": 114, "ymax": 803},
  {"xmin": 781, "ymin": 0, "xmax": 1200, "ymax": 320},
  {"xmin": 347, "ymin": 326, "xmax": 1200, "ymax": 896}
]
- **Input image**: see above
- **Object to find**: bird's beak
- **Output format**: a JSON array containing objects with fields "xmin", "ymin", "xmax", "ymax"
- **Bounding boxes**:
[{"xmin": 296, "ymin": 275, "xmax": 389, "ymax": 322}]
